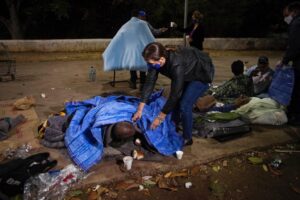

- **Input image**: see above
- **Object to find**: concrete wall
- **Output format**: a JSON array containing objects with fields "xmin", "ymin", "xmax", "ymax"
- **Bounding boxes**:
[{"xmin": 0, "ymin": 38, "xmax": 286, "ymax": 52}]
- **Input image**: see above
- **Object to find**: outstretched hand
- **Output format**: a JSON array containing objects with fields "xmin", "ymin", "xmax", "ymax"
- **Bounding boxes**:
[
  {"xmin": 150, "ymin": 117, "xmax": 162, "ymax": 130},
  {"xmin": 160, "ymin": 27, "xmax": 168, "ymax": 32},
  {"xmin": 132, "ymin": 111, "xmax": 142, "ymax": 122},
  {"xmin": 132, "ymin": 103, "xmax": 145, "ymax": 122}
]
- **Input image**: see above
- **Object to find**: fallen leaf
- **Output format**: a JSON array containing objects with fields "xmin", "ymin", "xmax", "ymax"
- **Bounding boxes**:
[
  {"xmin": 158, "ymin": 178, "xmax": 178, "ymax": 191},
  {"xmin": 190, "ymin": 166, "xmax": 201, "ymax": 176},
  {"xmin": 115, "ymin": 180, "xmax": 139, "ymax": 191},
  {"xmin": 142, "ymin": 176, "xmax": 153, "ymax": 181},
  {"xmin": 107, "ymin": 191, "xmax": 118, "ymax": 199},
  {"xmin": 291, "ymin": 184, "xmax": 300, "ymax": 194},
  {"xmin": 235, "ymin": 158, "xmax": 242, "ymax": 164},
  {"xmin": 69, "ymin": 190, "xmax": 83, "ymax": 197},
  {"xmin": 170, "ymin": 171, "xmax": 188, "ymax": 178},
  {"xmin": 87, "ymin": 191, "xmax": 99, "ymax": 200},
  {"xmin": 268, "ymin": 164, "xmax": 282, "ymax": 176},
  {"xmin": 143, "ymin": 179, "xmax": 156, "ymax": 187},
  {"xmin": 209, "ymin": 180, "xmax": 224, "ymax": 199},
  {"xmin": 164, "ymin": 172, "xmax": 172, "ymax": 178},
  {"xmin": 248, "ymin": 156, "xmax": 263, "ymax": 165},
  {"xmin": 97, "ymin": 187, "xmax": 110, "ymax": 195},
  {"xmin": 262, "ymin": 164, "xmax": 269, "ymax": 172},
  {"xmin": 212, "ymin": 165, "xmax": 221, "ymax": 172}
]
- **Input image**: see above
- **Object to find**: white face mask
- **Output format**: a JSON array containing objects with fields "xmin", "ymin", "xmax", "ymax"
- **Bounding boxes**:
[{"xmin": 284, "ymin": 15, "xmax": 293, "ymax": 24}]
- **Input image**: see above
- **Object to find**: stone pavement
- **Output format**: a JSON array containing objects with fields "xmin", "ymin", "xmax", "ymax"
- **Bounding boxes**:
[{"xmin": 0, "ymin": 51, "xmax": 299, "ymax": 186}]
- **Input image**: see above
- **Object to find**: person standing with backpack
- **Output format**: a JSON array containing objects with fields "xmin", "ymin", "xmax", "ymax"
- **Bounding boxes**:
[{"xmin": 132, "ymin": 42, "xmax": 214, "ymax": 145}]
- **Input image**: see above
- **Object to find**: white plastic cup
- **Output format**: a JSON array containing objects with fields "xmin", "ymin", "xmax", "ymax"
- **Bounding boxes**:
[
  {"xmin": 185, "ymin": 182, "xmax": 192, "ymax": 188},
  {"xmin": 123, "ymin": 156, "xmax": 133, "ymax": 170},
  {"xmin": 170, "ymin": 21, "xmax": 175, "ymax": 27},
  {"xmin": 176, "ymin": 150, "xmax": 183, "ymax": 160}
]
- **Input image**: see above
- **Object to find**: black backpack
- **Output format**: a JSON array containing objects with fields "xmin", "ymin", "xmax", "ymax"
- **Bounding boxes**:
[{"xmin": 0, "ymin": 152, "xmax": 57, "ymax": 197}]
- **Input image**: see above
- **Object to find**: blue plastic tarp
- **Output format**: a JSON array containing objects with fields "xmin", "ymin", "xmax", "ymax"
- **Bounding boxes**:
[
  {"xmin": 102, "ymin": 17, "xmax": 155, "ymax": 72},
  {"xmin": 268, "ymin": 66, "xmax": 294, "ymax": 106},
  {"xmin": 64, "ymin": 92, "xmax": 184, "ymax": 171}
]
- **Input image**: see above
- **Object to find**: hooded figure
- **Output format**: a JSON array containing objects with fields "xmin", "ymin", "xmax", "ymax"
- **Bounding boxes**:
[{"xmin": 102, "ymin": 16, "xmax": 155, "ymax": 71}]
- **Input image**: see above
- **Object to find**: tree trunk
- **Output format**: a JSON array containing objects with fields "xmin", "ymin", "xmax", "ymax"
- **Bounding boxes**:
[
  {"xmin": 1, "ymin": 0, "xmax": 24, "ymax": 39},
  {"xmin": 9, "ymin": 4, "xmax": 23, "ymax": 39}
]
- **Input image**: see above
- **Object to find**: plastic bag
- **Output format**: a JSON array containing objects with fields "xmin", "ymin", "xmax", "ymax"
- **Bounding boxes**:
[
  {"xmin": 268, "ymin": 65, "xmax": 294, "ymax": 106},
  {"xmin": 13, "ymin": 96, "xmax": 36, "ymax": 110},
  {"xmin": 251, "ymin": 110, "xmax": 288, "ymax": 125},
  {"xmin": 4, "ymin": 143, "xmax": 32, "ymax": 159},
  {"xmin": 23, "ymin": 164, "xmax": 85, "ymax": 200}
]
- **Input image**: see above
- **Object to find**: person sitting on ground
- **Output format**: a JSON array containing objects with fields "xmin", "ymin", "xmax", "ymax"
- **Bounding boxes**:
[
  {"xmin": 245, "ymin": 56, "xmax": 274, "ymax": 98},
  {"xmin": 208, "ymin": 60, "xmax": 254, "ymax": 103}
]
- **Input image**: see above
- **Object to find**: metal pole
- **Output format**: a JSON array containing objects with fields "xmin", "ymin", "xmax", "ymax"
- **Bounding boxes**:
[{"xmin": 184, "ymin": 0, "xmax": 188, "ymax": 46}]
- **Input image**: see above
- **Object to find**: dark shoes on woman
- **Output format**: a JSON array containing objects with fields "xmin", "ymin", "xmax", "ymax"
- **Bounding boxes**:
[{"xmin": 184, "ymin": 139, "xmax": 193, "ymax": 146}]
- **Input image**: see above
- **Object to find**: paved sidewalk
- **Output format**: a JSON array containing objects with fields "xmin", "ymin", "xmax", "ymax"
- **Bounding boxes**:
[{"xmin": 0, "ymin": 51, "xmax": 299, "ymax": 186}]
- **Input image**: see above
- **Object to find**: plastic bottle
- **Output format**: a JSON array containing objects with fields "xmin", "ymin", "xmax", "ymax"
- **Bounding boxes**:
[{"xmin": 89, "ymin": 66, "xmax": 96, "ymax": 81}]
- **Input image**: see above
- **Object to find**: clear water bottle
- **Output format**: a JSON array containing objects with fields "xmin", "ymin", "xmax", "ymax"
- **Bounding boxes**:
[{"xmin": 89, "ymin": 66, "xmax": 96, "ymax": 81}]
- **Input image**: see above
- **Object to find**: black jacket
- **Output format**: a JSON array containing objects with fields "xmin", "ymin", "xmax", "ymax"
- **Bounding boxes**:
[
  {"xmin": 283, "ymin": 14, "xmax": 300, "ymax": 68},
  {"xmin": 141, "ymin": 47, "xmax": 214, "ymax": 114}
]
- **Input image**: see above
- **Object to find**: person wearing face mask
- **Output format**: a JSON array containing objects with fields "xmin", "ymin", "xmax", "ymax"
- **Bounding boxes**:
[
  {"xmin": 173, "ymin": 10, "xmax": 205, "ymax": 50},
  {"xmin": 132, "ymin": 42, "xmax": 214, "ymax": 146},
  {"xmin": 280, "ymin": 2, "xmax": 300, "ymax": 125}
]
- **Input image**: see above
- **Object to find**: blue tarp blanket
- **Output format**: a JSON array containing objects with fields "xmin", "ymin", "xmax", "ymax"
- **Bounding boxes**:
[
  {"xmin": 64, "ymin": 91, "xmax": 184, "ymax": 171},
  {"xmin": 268, "ymin": 65, "xmax": 294, "ymax": 106},
  {"xmin": 102, "ymin": 17, "xmax": 155, "ymax": 72}
]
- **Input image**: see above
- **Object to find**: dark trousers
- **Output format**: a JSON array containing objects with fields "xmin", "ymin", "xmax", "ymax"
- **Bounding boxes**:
[
  {"xmin": 173, "ymin": 81, "xmax": 209, "ymax": 140},
  {"xmin": 130, "ymin": 71, "xmax": 146, "ymax": 84},
  {"xmin": 190, "ymin": 42, "xmax": 203, "ymax": 51},
  {"xmin": 287, "ymin": 65, "xmax": 300, "ymax": 118}
]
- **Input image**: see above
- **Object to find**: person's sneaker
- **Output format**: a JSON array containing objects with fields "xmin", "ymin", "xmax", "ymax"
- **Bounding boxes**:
[
  {"xmin": 184, "ymin": 139, "xmax": 193, "ymax": 146},
  {"xmin": 128, "ymin": 81, "xmax": 137, "ymax": 89}
]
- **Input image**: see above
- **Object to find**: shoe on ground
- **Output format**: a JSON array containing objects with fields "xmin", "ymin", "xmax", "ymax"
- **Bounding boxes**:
[
  {"xmin": 184, "ymin": 139, "xmax": 193, "ymax": 146},
  {"xmin": 128, "ymin": 81, "xmax": 137, "ymax": 89}
]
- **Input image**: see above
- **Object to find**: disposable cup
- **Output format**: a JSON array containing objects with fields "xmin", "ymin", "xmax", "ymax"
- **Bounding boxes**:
[
  {"xmin": 176, "ymin": 150, "xmax": 183, "ymax": 160},
  {"xmin": 123, "ymin": 156, "xmax": 133, "ymax": 170},
  {"xmin": 170, "ymin": 21, "xmax": 175, "ymax": 27}
]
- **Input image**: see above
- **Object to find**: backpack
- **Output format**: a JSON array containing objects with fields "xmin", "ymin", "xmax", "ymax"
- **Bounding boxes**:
[{"xmin": 0, "ymin": 152, "xmax": 57, "ymax": 197}]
